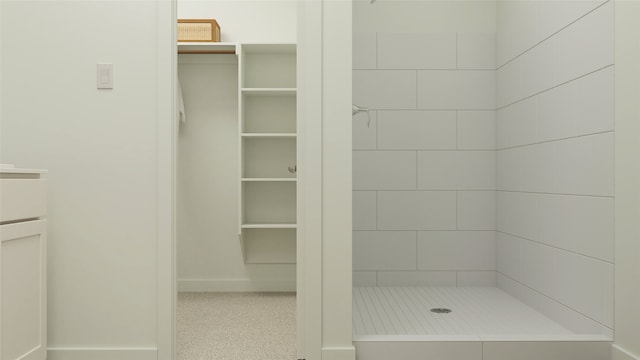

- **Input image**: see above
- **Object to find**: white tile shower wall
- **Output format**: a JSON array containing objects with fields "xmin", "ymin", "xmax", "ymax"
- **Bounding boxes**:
[
  {"xmin": 353, "ymin": 29, "xmax": 497, "ymax": 286},
  {"xmin": 353, "ymin": 231, "xmax": 417, "ymax": 271},
  {"xmin": 417, "ymin": 70, "xmax": 496, "ymax": 110},
  {"xmin": 496, "ymin": 0, "xmax": 614, "ymax": 336},
  {"xmin": 457, "ymin": 111, "xmax": 497, "ymax": 150},
  {"xmin": 496, "ymin": 0, "xmax": 608, "ymax": 68},
  {"xmin": 458, "ymin": 191, "xmax": 497, "ymax": 231},
  {"xmin": 353, "ymin": 151, "xmax": 417, "ymax": 190},
  {"xmin": 376, "ymin": 191, "xmax": 457, "ymax": 231},
  {"xmin": 497, "ymin": 67, "xmax": 614, "ymax": 149},
  {"xmin": 417, "ymin": 231, "xmax": 496, "ymax": 271},
  {"xmin": 377, "ymin": 33, "xmax": 457, "ymax": 70},
  {"xmin": 497, "ymin": 1, "xmax": 613, "ymax": 107},
  {"xmin": 417, "ymin": 151, "xmax": 496, "ymax": 190},
  {"xmin": 377, "ymin": 111, "xmax": 456, "ymax": 150}
]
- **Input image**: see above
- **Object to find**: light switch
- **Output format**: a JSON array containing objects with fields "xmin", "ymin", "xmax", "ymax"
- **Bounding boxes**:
[{"xmin": 97, "ymin": 63, "xmax": 113, "ymax": 89}]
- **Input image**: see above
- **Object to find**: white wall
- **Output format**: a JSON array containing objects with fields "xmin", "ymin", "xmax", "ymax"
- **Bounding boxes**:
[
  {"xmin": 178, "ymin": 0, "xmax": 297, "ymax": 43},
  {"xmin": 1, "ymin": 1, "xmax": 168, "ymax": 358},
  {"xmin": 613, "ymin": 1, "xmax": 640, "ymax": 358},
  {"xmin": 352, "ymin": 0, "xmax": 498, "ymax": 287},
  {"xmin": 495, "ymin": 0, "xmax": 614, "ymax": 337},
  {"xmin": 176, "ymin": 55, "xmax": 296, "ymax": 291}
]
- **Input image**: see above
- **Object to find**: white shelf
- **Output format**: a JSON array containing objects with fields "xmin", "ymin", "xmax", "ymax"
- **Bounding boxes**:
[
  {"xmin": 241, "ymin": 224, "xmax": 297, "ymax": 229},
  {"xmin": 241, "ymin": 88, "xmax": 296, "ymax": 96},
  {"xmin": 241, "ymin": 133, "xmax": 296, "ymax": 138},
  {"xmin": 242, "ymin": 178, "xmax": 296, "ymax": 182},
  {"xmin": 177, "ymin": 42, "xmax": 237, "ymax": 54},
  {"xmin": 242, "ymin": 43, "xmax": 296, "ymax": 54}
]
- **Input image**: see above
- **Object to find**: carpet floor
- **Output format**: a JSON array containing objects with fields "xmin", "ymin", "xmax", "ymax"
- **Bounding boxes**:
[{"xmin": 177, "ymin": 292, "xmax": 296, "ymax": 360}]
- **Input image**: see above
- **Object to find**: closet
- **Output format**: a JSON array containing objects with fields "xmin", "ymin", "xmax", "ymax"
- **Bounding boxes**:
[
  {"xmin": 178, "ymin": 42, "xmax": 297, "ymax": 273},
  {"xmin": 176, "ymin": 40, "xmax": 298, "ymax": 358}
]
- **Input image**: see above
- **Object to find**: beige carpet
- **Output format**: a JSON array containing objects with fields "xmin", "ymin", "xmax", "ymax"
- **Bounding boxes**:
[{"xmin": 177, "ymin": 292, "xmax": 296, "ymax": 360}]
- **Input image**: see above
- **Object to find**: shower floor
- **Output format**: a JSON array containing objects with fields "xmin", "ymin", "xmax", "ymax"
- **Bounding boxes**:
[{"xmin": 353, "ymin": 286, "xmax": 606, "ymax": 341}]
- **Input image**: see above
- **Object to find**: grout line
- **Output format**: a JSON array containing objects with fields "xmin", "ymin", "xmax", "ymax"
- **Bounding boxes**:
[
  {"xmin": 415, "ymin": 231, "xmax": 419, "ymax": 271},
  {"xmin": 415, "ymin": 151, "xmax": 419, "ymax": 189},
  {"xmin": 456, "ymin": 111, "xmax": 459, "ymax": 149},
  {"xmin": 364, "ymin": 149, "xmax": 496, "ymax": 151},
  {"xmin": 456, "ymin": 32, "xmax": 459, "ymax": 70},
  {"xmin": 375, "ymin": 191, "xmax": 379, "ymax": 231},
  {"xmin": 496, "ymin": 64, "xmax": 614, "ymax": 110},
  {"xmin": 359, "ymin": 269, "xmax": 497, "ymax": 273},
  {"xmin": 354, "ymin": 190, "xmax": 495, "ymax": 192},
  {"xmin": 497, "ymin": 271, "xmax": 614, "ymax": 331},
  {"xmin": 496, "ymin": 230, "xmax": 615, "ymax": 265},
  {"xmin": 353, "ymin": 149, "xmax": 496, "ymax": 152},
  {"xmin": 353, "ymin": 230, "xmax": 496, "ymax": 232},
  {"xmin": 375, "ymin": 32, "xmax": 379, "ymax": 69},
  {"xmin": 353, "ymin": 68, "xmax": 492, "ymax": 72},
  {"xmin": 374, "ymin": 110, "xmax": 378, "ymax": 150},
  {"xmin": 496, "ymin": 0, "xmax": 611, "ymax": 70},
  {"xmin": 495, "ymin": 130, "xmax": 614, "ymax": 151},
  {"xmin": 360, "ymin": 108, "xmax": 496, "ymax": 112},
  {"xmin": 455, "ymin": 191, "xmax": 459, "ymax": 230},
  {"xmin": 415, "ymin": 70, "xmax": 419, "ymax": 109},
  {"xmin": 495, "ymin": 189, "xmax": 614, "ymax": 199}
]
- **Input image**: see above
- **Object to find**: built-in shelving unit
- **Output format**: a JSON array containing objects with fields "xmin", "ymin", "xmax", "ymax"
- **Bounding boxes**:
[{"xmin": 239, "ymin": 43, "xmax": 297, "ymax": 264}]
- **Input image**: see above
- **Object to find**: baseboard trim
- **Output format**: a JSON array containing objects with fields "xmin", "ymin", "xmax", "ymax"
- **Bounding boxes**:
[
  {"xmin": 177, "ymin": 279, "xmax": 296, "ymax": 292},
  {"xmin": 613, "ymin": 345, "xmax": 640, "ymax": 360},
  {"xmin": 47, "ymin": 348, "xmax": 157, "ymax": 360},
  {"xmin": 321, "ymin": 346, "xmax": 356, "ymax": 360}
]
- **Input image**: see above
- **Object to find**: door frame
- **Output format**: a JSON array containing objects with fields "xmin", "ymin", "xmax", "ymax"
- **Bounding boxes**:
[
  {"xmin": 156, "ymin": 0, "xmax": 176, "ymax": 359},
  {"xmin": 156, "ymin": 1, "xmax": 355, "ymax": 360}
]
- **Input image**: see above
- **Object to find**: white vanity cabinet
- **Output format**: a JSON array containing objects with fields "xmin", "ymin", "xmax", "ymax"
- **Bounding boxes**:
[{"xmin": 0, "ymin": 165, "xmax": 47, "ymax": 360}]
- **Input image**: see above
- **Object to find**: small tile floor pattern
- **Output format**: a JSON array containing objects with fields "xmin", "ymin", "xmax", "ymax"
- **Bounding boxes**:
[{"xmin": 177, "ymin": 292, "xmax": 296, "ymax": 360}]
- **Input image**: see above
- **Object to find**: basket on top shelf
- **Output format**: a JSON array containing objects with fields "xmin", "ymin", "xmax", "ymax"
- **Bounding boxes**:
[{"xmin": 178, "ymin": 19, "xmax": 220, "ymax": 42}]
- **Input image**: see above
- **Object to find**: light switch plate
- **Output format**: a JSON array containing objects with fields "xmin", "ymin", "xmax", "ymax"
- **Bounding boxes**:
[{"xmin": 97, "ymin": 63, "xmax": 113, "ymax": 89}]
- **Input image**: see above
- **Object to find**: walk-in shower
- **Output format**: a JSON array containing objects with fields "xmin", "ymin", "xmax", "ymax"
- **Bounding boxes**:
[{"xmin": 352, "ymin": 0, "xmax": 614, "ymax": 358}]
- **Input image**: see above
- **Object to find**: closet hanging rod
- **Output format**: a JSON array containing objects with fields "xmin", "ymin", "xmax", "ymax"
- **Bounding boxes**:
[{"xmin": 178, "ymin": 50, "xmax": 236, "ymax": 55}]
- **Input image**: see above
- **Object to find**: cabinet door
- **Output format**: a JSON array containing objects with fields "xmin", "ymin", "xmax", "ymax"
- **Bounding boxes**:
[{"xmin": 1, "ymin": 220, "xmax": 47, "ymax": 360}]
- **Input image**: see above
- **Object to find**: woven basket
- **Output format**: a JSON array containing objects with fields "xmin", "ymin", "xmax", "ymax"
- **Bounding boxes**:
[{"xmin": 178, "ymin": 19, "xmax": 220, "ymax": 42}]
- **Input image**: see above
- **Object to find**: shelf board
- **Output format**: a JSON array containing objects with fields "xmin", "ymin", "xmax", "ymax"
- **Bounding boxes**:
[
  {"xmin": 177, "ymin": 42, "xmax": 237, "ymax": 54},
  {"xmin": 241, "ymin": 133, "xmax": 296, "ymax": 139},
  {"xmin": 242, "ymin": 178, "xmax": 296, "ymax": 182},
  {"xmin": 241, "ymin": 88, "xmax": 296, "ymax": 96},
  {"xmin": 241, "ymin": 224, "xmax": 297, "ymax": 229},
  {"xmin": 242, "ymin": 43, "xmax": 296, "ymax": 54}
]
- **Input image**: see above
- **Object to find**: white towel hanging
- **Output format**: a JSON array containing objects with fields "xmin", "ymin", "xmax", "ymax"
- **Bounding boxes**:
[{"xmin": 177, "ymin": 79, "xmax": 186, "ymax": 124}]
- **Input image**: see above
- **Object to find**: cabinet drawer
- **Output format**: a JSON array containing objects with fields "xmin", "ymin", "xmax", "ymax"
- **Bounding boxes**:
[{"xmin": 0, "ymin": 179, "xmax": 47, "ymax": 223}]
